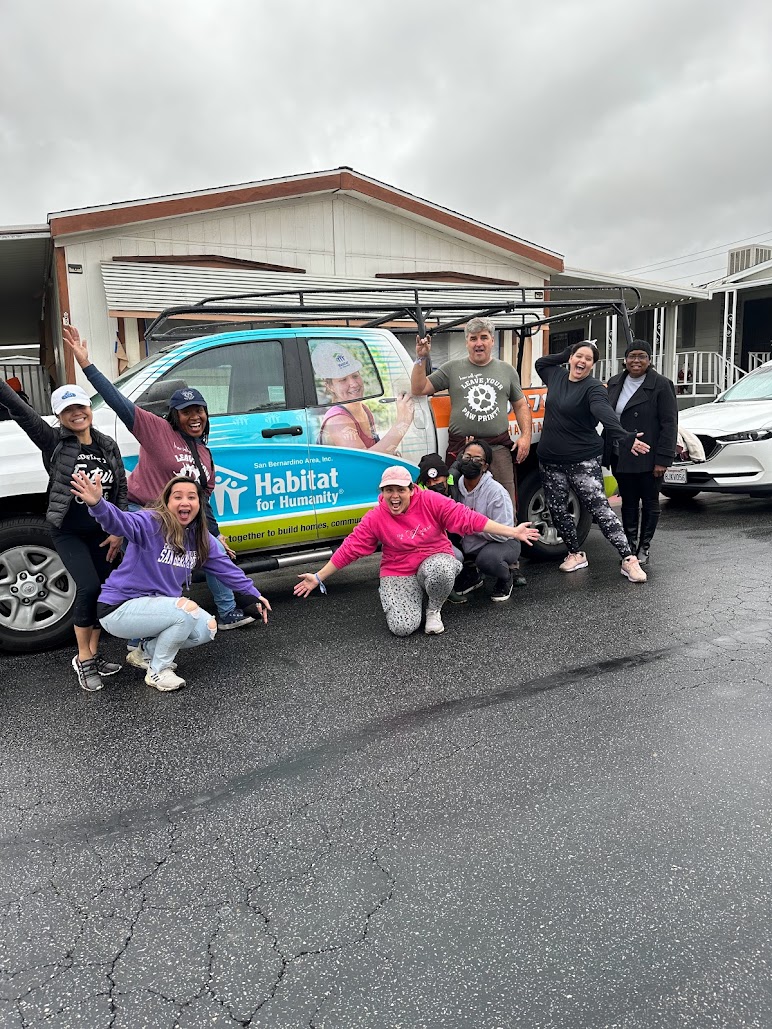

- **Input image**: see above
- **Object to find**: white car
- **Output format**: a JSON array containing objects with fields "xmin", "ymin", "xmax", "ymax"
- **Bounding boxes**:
[{"xmin": 661, "ymin": 360, "xmax": 772, "ymax": 499}]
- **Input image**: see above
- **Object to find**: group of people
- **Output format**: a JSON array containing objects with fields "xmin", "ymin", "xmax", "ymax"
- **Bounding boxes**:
[{"xmin": 0, "ymin": 316, "xmax": 678, "ymax": 691}]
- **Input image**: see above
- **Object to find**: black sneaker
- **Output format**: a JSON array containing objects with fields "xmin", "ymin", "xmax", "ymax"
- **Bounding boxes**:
[
  {"xmin": 491, "ymin": 574, "xmax": 513, "ymax": 602},
  {"xmin": 72, "ymin": 656, "xmax": 104, "ymax": 692},
  {"xmin": 454, "ymin": 568, "xmax": 484, "ymax": 595},
  {"xmin": 637, "ymin": 545, "xmax": 650, "ymax": 567},
  {"xmin": 217, "ymin": 608, "xmax": 255, "ymax": 630},
  {"xmin": 94, "ymin": 654, "xmax": 122, "ymax": 676},
  {"xmin": 510, "ymin": 565, "xmax": 527, "ymax": 588}
]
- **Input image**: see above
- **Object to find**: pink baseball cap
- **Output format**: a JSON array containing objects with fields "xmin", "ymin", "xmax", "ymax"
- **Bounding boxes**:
[{"xmin": 378, "ymin": 466, "xmax": 413, "ymax": 488}]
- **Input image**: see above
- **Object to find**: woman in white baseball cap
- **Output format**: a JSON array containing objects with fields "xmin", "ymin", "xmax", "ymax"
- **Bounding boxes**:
[
  {"xmin": 294, "ymin": 465, "xmax": 539, "ymax": 636},
  {"xmin": 312, "ymin": 341, "xmax": 415, "ymax": 455},
  {"xmin": 0, "ymin": 377, "xmax": 127, "ymax": 693}
]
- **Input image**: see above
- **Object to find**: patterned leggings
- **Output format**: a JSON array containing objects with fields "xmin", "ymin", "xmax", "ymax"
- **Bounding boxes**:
[
  {"xmin": 539, "ymin": 459, "xmax": 633, "ymax": 559},
  {"xmin": 378, "ymin": 554, "xmax": 462, "ymax": 637}
]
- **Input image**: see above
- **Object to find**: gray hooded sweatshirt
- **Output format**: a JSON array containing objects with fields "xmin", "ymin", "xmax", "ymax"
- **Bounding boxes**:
[{"xmin": 456, "ymin": 471, "xmax": 513, "ymax": 555}]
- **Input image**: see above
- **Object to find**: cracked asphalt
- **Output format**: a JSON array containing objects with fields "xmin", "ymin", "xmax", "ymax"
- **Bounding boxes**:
[{"xmin": 2, "ymin": 492, "xmax": 772, "ymax": 1029}]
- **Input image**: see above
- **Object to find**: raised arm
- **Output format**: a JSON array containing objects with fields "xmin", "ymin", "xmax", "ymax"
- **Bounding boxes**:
[
  {"xmin": 410, "ymin": 336, "xmax": 438, "ymax": 396},
  {"xmin": 0, "ymin": 380, "xmax": 59, "ymax": 453},
  {"xmin": 63, "ymin": 325, "xmax": 138, "ymax": 432},
  {"xmin": 534, "ymin": 346, "xmax": 572, "ymax": 385}
]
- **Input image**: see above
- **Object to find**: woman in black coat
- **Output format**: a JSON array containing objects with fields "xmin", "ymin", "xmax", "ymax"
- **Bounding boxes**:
[{"xmin": 603, "ymin": 340, "xmax": 678, "ymax": 566}]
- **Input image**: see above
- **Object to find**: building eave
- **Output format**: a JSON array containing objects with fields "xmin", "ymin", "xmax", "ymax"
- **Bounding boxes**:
[{"xmin": 48, "ymin": 167, "xmax": 564, "ymax": 273}]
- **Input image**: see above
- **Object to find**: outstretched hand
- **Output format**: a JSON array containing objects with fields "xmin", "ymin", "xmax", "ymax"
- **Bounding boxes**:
[
  {"xmin": 63, "ymin": 324, "xmax": 91, "ymax": 368},
  {"xmin": 71, "ymin": 470, "xmax": 104, "ymax": 507},
  {"xmin": 100, "ymin": 534, "xmax": 123, "ymax": 562},
  {"xmin": 514, "ymin": 521, "xmax": 541, "ymax": 546},
  {"xmin": 631, "ymin": 432, "xmax": 651, "ymax": 456},
  {"xmin": 294, "ymin": 573, "xmax": 319, "ymax": 598}
]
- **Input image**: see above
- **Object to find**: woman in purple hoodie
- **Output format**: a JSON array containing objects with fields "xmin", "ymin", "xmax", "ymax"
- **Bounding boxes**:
[{"xmin": 70, "ymin": 472, "xmax": 271, "ymax": 692}]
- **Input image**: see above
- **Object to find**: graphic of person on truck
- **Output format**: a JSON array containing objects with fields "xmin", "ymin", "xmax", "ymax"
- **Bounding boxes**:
[{"xmin": 311, "ymin": 340, "xmax": 415, "ymax": 455}]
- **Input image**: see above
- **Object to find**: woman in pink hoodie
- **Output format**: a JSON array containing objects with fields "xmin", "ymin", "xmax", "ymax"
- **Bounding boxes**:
[{"xmin": 294, "ymin": 466, "xmax": 539, "ymax": 637}]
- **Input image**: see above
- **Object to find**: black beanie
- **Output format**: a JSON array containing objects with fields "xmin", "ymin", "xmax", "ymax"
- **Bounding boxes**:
[
  {"xmin": 625, "ymin": 339, "xmax": 653, "ymax": 358},
  {"xmin": 417, "ymin": 453, "xmax": 449, "ymax": 485}
]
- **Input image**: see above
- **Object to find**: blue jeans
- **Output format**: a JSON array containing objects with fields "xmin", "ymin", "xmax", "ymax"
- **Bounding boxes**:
[
  {"xmin": 126, "ymin": 503, "xmax": 237, "ymax": 618},
  {"xmin": 100, "ymin": 597, "xmax": 217, "ymax": 673}
]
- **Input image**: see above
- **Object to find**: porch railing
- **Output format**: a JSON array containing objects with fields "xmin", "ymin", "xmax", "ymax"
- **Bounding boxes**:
[
  {"xmin": 674, "ymin": 351, "xmax": 745, "ymax": 397},
  {"xmin": 748, "ymin": 351, "xmax": 771, "ymax": 371}
]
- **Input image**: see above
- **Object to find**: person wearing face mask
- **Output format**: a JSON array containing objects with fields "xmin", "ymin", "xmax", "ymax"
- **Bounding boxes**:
[
  {"xmin": 534, "ymin": 341, "xmax": 650, "ymax": 582},
  {"xmin": 603, "ymin": 340, "xmax": 678, "ymax": 566},
  {"xmin": 0, "ymin": 377, "xmax": 127, "ymax": 692},
  {"xmin": 416, "ymin": 453, "xmax": 456, "ymax": 497},
  {"xmin": 294, "ymin": 466, "xmax": 539, "ymax": 636},
  {"xmin": 454, "ymin": 439, "xmax": 522, "ymax": 602},
  {"xmin": 64, "ymin": 325, "xmax": 256, "ymax": 632}
]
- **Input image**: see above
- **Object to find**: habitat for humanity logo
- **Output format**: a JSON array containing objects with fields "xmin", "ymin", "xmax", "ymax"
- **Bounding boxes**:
[{"xmin": 212, "ymin": 466, "xmax": 249, "ymax": 516}]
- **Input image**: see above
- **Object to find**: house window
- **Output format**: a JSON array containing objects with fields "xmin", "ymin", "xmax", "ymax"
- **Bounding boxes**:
[{"xmin": 676, "ymin": 305, "xmax": 696, "ymax": 351}]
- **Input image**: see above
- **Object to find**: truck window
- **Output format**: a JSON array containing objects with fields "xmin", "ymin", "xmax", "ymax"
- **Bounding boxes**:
[
  {"xmin": 309, "ymin": 338, "xmax": 384, "ymax": 406},
  {"xmin": 139, "ymin": 341, "xmax": 287, "ymax": 415}
]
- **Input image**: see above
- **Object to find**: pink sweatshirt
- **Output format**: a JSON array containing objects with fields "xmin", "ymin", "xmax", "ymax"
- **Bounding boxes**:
[{"xmin": 332, "ymin": 488, "xmax": 489, "ymax": 578}]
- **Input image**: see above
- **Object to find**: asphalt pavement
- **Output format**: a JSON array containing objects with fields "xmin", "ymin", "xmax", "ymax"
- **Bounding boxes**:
[{"xmin": 2, "ymin": 493, "xmax": 772, "ymax": 1029}]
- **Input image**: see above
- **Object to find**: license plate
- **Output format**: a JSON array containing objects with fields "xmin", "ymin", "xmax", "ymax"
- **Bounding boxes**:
[{"xmin": 663, "ymin": 467, "xmax": 688, "ymax": 484}]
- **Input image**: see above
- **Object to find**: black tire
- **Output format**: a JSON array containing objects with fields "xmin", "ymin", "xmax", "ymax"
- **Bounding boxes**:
[
  {"xmin": 660, "ymin": 487, "xmax": 701, "ymax": 501},
  {"xmin": 0, "ymin": 517, "xmax": 75, "ymax": 653},
  {"xmin": 518, "ymin": 469, "xmax": 592, "ymax": 560}
]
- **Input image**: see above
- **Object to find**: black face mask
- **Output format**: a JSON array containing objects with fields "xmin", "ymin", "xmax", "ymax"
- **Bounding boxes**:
[
  {"xmin": 428, "ymin": 482, "xmax": 449, "ymax": 495},
  {"xmin": 459, "ymin": 459, "xmax": 484, "ymax": 478}
]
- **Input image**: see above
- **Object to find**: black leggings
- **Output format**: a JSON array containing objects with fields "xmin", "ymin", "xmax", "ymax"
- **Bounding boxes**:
[
  {"xmin": 540, "ymin": 458, "xmax": 633, "ymax": 559},
  {"xmin": 614, "ymin": 471, "xmax": 661, "ymax": 548},
  {"xmin": 50, "ymin": 528, "xmax": 112, "ymax": 628}
]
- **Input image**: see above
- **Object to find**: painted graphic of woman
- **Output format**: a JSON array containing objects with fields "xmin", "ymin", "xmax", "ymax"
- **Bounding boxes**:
[{"xmin": 312, "ymin": 341, "xmax": 414, "ymax": 455}]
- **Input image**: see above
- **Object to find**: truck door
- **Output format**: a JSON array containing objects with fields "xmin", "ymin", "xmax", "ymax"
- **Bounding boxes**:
[{"xmin": 132, "ymin": 336, "xmax": 316, "ymax": 553}]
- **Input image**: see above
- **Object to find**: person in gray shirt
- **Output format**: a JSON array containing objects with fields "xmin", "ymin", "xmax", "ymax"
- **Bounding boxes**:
[{"xmin": 410, "ymin": 317, "xmax": 532, "ymax": 509}]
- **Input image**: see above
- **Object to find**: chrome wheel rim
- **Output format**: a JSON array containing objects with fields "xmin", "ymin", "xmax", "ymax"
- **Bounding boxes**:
[{"xmin": 0, "ymin": 545, "xmax": 75, "ymax": 633}]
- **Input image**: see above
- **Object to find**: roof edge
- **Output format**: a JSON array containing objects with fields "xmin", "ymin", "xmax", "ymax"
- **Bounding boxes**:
[{"xmin": 48, "ymin": 167, "xmax": 564, "ymax": 272}]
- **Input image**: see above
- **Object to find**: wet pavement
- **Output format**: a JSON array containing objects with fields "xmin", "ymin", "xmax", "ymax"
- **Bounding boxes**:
[{"xmin": 1, "ymin": 492, "xmax": 772, "ymax": 1029}]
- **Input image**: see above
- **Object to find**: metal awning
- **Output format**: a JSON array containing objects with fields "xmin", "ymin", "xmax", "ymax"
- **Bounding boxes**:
[
  {"xmin": 553, "ymin": 266, "xmax": 710, "ymax": 307},
  {"xmin": 101, "ymin": 263, "xmax": 641, "ymax": 337}
]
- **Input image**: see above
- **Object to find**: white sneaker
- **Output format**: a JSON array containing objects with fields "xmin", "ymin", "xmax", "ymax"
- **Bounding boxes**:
[
  {"xmin": 424, "ymin": 609, "xmax": 444, "ymax": 635},
  {"xmin": 145, "ymin": 667, "xmax": 186, "ymax": 692},
  {"xmin": 127, "ymin": 645, "xmax": 176, "ymax": 671}
]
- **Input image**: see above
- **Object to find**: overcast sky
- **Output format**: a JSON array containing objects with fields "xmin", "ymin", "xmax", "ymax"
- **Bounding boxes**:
[{"xmin": 2, "ymin": 0, "xmax": 771, "ymax": 283}]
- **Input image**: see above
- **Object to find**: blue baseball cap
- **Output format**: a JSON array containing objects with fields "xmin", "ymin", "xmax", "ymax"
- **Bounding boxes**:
[{"xmin": 168, "ymin": 387, "xmax": 207, "ymax": 411}]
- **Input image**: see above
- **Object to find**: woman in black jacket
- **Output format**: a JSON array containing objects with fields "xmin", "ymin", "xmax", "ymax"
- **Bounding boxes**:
[
  {"xmin": 604, "ymin": 340, "xmax": 678, "ymax": 566},
  {"xmin": 0, "ymin": 379, "xmax": 127, "ymax": 692}
]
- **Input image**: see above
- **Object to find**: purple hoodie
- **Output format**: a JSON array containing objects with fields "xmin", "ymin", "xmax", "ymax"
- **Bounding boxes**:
[{"xmin": 88, "ymin": 498, "xmax": 261, "ymax": 607}]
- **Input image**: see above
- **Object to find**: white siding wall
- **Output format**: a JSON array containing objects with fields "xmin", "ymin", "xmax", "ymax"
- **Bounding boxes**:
[{"xmin": 59, "ymin": 193, "xmax": 548, "ymax": 378}]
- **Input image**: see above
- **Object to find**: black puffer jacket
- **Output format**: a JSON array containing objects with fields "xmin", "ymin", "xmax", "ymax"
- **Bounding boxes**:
[{"xmin": 0, "ymin": 380, "xmax": 127, "ymax": 529}]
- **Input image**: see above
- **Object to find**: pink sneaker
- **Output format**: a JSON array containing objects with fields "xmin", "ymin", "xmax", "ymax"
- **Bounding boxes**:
[
  {"xmin": 621, "ymin": 555, "xmax": 647, "ymax": 582},
  {"xmin": 559, "ymin": 551, "xmax": 589, "ymax": 573}
]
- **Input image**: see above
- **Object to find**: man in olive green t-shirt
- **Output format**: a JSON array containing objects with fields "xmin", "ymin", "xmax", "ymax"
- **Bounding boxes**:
[{"xmin": 410, "ymin": 317, "xmax": 532, "ymax": 509}]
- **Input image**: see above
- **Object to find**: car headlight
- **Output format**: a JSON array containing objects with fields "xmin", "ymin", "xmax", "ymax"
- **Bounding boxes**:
[{"xmin": 715, "ymin": 429, "xmax": 772, "ymax": 443}]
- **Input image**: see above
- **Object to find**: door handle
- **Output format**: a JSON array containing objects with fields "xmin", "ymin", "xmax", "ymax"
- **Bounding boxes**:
[{"xmin": 261, "ymin": 425, "xmax": 304, "ymax": 438}]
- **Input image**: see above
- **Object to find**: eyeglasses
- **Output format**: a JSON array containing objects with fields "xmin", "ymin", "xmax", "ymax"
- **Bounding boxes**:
[{"xmin": 462, "ymin": 457, "xmax": 485, "ymax": 466}]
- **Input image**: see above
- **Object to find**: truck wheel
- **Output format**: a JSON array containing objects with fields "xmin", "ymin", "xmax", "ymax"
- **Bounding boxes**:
[
  {"xmin": 518, "ymin": 469, "xmax": 592, "ymax": 560},
  {"xmin": 660, "ymin": 487, "xmax": 701, "ymax": 501},
  {"xmin": 0, "ymin": 517, "xmax": 75, "ymax": 653}
]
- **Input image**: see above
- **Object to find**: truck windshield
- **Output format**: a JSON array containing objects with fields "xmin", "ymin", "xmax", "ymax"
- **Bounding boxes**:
[
  {"xmin": 717, "ymin": 364, "xmax": 772, "ymax": 402},
  {"xmin": 89, "ymin": 354, "xmax": 158, "ymax": 411}
]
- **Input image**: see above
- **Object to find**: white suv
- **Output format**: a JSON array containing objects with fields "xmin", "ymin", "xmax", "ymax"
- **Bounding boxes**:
[{"xmin": 661, "ymin": 360, "xmax": 772, "ymax": 499}]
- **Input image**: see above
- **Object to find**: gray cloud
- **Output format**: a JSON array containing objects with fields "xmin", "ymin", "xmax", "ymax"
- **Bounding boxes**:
[{"xmin": 2, "ymin": 0, "xmax": 770, "ymax": 280}]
